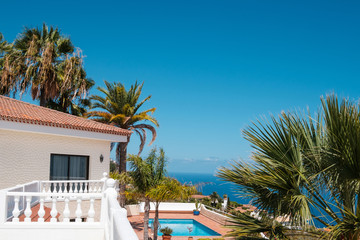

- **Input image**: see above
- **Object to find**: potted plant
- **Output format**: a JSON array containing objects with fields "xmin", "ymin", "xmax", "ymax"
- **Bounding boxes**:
[
  {"xmin": 160, "ymin": 226, "xmax": 173, "ymax": 240},
  {"xmin": 193, "ymin": 199, "xmax": 200, "ymax": 215}
]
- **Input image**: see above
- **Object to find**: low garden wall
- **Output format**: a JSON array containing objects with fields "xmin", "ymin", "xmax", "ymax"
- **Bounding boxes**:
[
  {"xmin": 126, "ymin": 204, "xmax": 140, "ymax": 216},
  {"xmin": 200, "ymin": 205, "xmax": 231, "ymax": 225}
]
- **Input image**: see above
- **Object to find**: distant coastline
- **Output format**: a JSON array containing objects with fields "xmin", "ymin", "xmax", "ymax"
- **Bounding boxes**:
[{"xmin": 168, "ymin": 171, "xmax": 250, "ymax": 205}]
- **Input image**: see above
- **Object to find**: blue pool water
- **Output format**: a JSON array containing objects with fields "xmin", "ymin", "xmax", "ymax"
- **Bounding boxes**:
[{"xmin": 148, "ymin": 219, "xmax": 221, "ymax": 236}]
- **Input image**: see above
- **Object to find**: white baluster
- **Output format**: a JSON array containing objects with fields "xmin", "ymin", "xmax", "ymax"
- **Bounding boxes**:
[
  {"xmin": 53, "ymin": 183, "xmax": 58, "ymax": 193},
  {"xmin": 79, "ymin": 183, "xmax": 84, "ymax": 193},
  {"xmin": 87, "ymin": 197, "xmax": 95, "ymax": 222},
  {"xmin": 38, "ymin": 197, "xmax": 45, "ymax": 222},
  {"xmin": 75, "ymin": 196, "xmax": 82, "ymax": 222},
  {"xmin": 24, "ymin": 196, "xmax": 32, "ymax": 222},
  {"xmin": 98, "ymin": 182, "xmax": 102, "ymax": 193},
  {"xmin": 58, "ymin": 183, "xmax": 63, "ymax": 194},
  {"xmin": 42, "ymin": 183, "xmax": 46, "ymax": 193},
  {"xmin": 63, "ymin": 197, "xmax": 70, "ymax": 222},
  {"xmin": 69, "ymin": 183, "xmax": 74, "ymax": 194},
  {"xmin": 63, "ymin": 182, "xmax": 67, "ymax": 193},
  {"xmin": 47, "ymin": 183, "xmax": 52, "ymax": 194},
  {"xmin": 12, "ymin": 196, "xmax": 20, "ymax": 222},
  {"xmin": 97, "ymin": 182, "xmax": 101, "ymax": 193},
  {"xmin": 50, "ymin": 198, "xmax": 58, "ymax": 222},
  {"xmin": 73, "ymin": 183, "xmax": 77, "ymax": 193},
  {"xmin": 89, "ymin": 182, "xmax": 93, "ymax": 193},
  {"xmin": 92, "ymin": 182, "xmax": 97, "ymax": 193}
]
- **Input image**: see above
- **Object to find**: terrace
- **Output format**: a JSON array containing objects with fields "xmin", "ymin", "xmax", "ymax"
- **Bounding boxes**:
[{"xmin": 0, "ymin": 173, "xmax": 138, "ymax": 240}]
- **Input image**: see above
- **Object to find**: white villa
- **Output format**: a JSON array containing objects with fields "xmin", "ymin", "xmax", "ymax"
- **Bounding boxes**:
[{"xmin": 0, "ymin": 95, "xmax": 138, "ymax": 240}]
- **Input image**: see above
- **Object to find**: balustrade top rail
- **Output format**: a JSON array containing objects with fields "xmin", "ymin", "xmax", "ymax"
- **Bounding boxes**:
[
  {"xmin": 41, "ymin": 180, "xmax": 104, "ymax": 183},
  {"xmin": 7, "ymin": 192, "xmax": 102, "ymax": 198}
]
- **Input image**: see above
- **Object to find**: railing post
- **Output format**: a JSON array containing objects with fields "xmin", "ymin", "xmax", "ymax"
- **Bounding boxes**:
[
  {"xmin": 63, "ymin": 197, "xmax": 70, "ymax": 222},
  {"xmin": 75, "ymin": 196, "xmax": 83, "ymax": 222},
  {"xmin": 0, "ymin": 190, "xmax": 7, "ymax": 223},
  {"xmin": 24, "ymin": 196, "xmax": 32, "ymax": 222},
  {"xmin": 50, "ymin": 198, "xmax": 58, "ymax": 223},
  {"xmin": 12, "ymin": 196, "xmax": 20, "ymax": 222},
  {"xmin": 87, "ymin": 197, "xmax": 95, "ymax": 222},
  {"xmin": 38, "ymin": 197, "xmax": 45, "ymax": 222}
]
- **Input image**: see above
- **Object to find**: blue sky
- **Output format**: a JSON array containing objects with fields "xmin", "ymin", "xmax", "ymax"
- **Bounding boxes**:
[{"xmin": 1, "ymin": 0, "xmax": 360, "ymax": 173}]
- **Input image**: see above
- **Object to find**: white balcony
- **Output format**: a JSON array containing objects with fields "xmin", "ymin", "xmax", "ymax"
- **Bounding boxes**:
[{"xmin": 0, "ymin": 173, "xmax": 138, "ymax": 240}]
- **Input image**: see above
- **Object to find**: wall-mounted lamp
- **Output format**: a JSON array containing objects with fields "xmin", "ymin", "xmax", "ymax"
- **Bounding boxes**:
[{"xmin": 100, "ymin": 154, "xmax": 104, "ymax": 163}]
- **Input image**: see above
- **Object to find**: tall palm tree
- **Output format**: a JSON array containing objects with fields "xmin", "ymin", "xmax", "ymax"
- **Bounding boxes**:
[
  {"xmin": 218, "ymin": 94, "xmax": 360, "ymax": 239},
  {"xmin": 88, "ymin": 80, "xmax": 159, "ymax": 206},
  {"xmin": 0, "ymin": 33, "xmax": 11, "ymax": 57},
  {"xmin": 0, "ymin": 24, "xmax": 90, "ymax": 107},
  {"xmin": 0, "ymin": 32, "xmax": 14, "ymax": 95},
  {"xmin": 147, "ymin": 177, "xmax": 196, "ymax": 240},
  {"xmin": 128, "ymin": 148, "xmax": 166, "ymax": 240},
  {"xmin": 46, "ymin": 77, "xmax": 95, "ymax": 116}
]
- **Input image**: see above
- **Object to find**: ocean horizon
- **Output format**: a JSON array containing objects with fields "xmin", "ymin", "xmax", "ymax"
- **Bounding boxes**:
[{"xmin": 168, "ymin": 171, "xmax": 250, "ymax": 205}]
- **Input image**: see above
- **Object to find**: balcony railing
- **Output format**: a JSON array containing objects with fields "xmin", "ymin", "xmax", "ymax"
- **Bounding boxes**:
[{"xmin": 0, "ymin": 173, "xmax": 138, "ymax": 240}]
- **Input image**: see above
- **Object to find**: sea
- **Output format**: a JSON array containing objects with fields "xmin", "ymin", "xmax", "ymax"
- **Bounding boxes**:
[
  {"xmin": 168, "ymin": 172, "xmax": 250, "ymax": 204},
  {"xmin": 168, "ymin": 172, "xmax": 328, "ymax": 228}
]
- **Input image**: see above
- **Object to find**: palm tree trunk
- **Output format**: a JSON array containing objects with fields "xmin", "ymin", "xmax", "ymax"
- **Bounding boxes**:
[
  {"xmin": 118, "ymin": 139, "xmax": 129, "ymax": 207},
  {"xmin": 143, "ymin": 197, "xmax": 150, "ymax": 240},
  {"xmin": 153, "ymin": 201, "xmax": 160, "ymax": 240},
  {"xmin": 39, "ymin": 94, "xmax": 47, "ymax": 107}
]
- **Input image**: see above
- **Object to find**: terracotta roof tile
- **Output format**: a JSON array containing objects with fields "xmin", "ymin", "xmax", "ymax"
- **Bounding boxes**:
[{"xmin": 0, "ymin": 95, "xmax": 131, "ymax": 136}]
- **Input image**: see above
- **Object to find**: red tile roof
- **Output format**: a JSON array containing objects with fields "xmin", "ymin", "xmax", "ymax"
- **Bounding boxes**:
[{"xmin": 0, "ymin": 95, "xmax": 131, "ymax": 136}]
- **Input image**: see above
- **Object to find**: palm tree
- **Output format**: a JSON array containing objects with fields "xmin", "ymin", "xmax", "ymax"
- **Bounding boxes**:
[
  {"xmin": 209, "ymin": 191, "xmax": 220, "ymax": 207},
  {"xmin": 45, "ymin": 77, "xmax": 94, "ymax": 116},
  {"xmin": 0, "ymin": 33, "xmax": 11, "ymax": 57},
  {"xmin": 128, "ymin": 148, "xmax": 166, "ymax": 240},
  {"xmin": 88, "ymin": 80, "xmax": 159, "ymax": 206},
  {"xmin": 147, "ymin": 177, "xmax": 196, "ymax": 240},
  {"xmin": 226, "ymin": 212, "xmax": 289, "ymax": 240},
  {"xmin": 0, "ymin": 24, "xmax": 90, "ymax": 107},
  {"xmin": 0, "ymin": 32, "xmax": 14, "ymax": 95},
  {"xmin": 218, "ymin": 94, "xmax": 360, "ymax": 239}
]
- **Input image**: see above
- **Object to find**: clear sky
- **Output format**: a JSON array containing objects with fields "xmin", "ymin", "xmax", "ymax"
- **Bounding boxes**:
[{"xmin": 1, "ymin": 0, "xmax": 360, "ymax": 173}]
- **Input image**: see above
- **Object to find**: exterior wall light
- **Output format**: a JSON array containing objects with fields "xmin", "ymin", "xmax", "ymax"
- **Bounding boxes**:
[{"xmin": 100, "ymin": 154, "xmax": 104, "ymax": 163}]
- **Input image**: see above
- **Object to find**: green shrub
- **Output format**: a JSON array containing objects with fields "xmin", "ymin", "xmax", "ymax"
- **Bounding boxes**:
[{"xmin": 160, "ymin": 227, "xmax": 173, "ymax": 236}]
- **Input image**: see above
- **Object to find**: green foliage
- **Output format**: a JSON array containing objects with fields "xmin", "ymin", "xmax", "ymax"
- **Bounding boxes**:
[
  {"xmin": 146, "ymin": 177, "xmax": 196, "ymax": 202},
  {"xmin": 128, "ymin": 147, "xmax": 166, "ymax": 194},
  {"xmin": 194, "ymin": 199, "xmax": 201, "ymax": 211},
  {"xmin": 201, "ymin": 197, "xmax": 211, "ymax": 207},
  {"xmin": 0, "ymin": 24, "xmax": 92, "ymax": 110},
  {"xmin": 227, "ymin": 213, "xmax": 289, "ymax": 240},
  {"xmin": 110, "ymin": 161, "xmax": 118, "ymax": 173},
  {"xmin": 160, "ymin": 226, "xmax": 173, "ymax": 236},
  {"xmin": 88, "ymin": 80, "xmax": 159, "ymax": 171},
  {"xmin": 218, "ymin": 93, "xmax": 360, "ymax": 239},
  {"xmin": 109, "ymin": 171, "xmax": 132, "ymax": 185},
  {"xmin": 89, "ymin": 80, "xmax": 158, "ymax": 131}
]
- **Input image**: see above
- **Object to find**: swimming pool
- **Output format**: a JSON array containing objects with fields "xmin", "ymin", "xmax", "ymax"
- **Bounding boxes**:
[{"xmin": 148, "ymin": 219, "xmax": 221, "ymax": 236}]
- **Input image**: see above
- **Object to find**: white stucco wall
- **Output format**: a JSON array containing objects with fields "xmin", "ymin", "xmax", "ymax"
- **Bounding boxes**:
[
  {"xmin": 0, "ymin": 224, "xmax": 105, "ymax": 240},
  {"xmin": 0, "ymin": 128, "xmax": 111, "ymax": 189}
]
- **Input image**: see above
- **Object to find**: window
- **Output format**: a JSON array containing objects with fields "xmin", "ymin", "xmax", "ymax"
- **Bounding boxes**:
[{"xmin": 50, "ymin": 154, "xmax": 89, "ymax": 180}]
